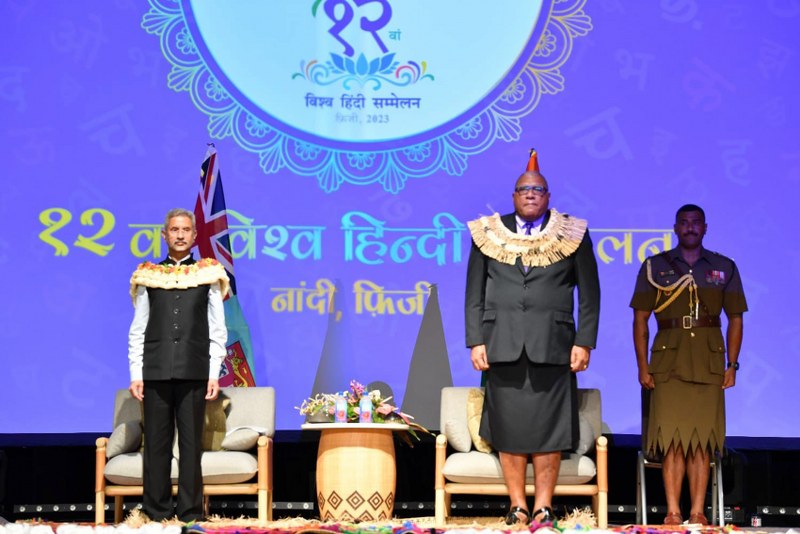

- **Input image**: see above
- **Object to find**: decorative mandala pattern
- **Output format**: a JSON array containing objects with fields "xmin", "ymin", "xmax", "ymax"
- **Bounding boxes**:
[{"xmin": 141, "ymin": 0, "xmax": 592, "ymax": 193}]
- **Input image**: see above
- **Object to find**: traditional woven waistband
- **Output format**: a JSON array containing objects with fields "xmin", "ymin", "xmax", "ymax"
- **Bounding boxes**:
[{"xmin": 657, "ymin": 316, "xmax": 721, "ymax": 330}]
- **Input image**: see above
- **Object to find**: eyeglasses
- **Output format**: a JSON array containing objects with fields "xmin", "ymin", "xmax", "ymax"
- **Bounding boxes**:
[{"xmin": 515, "ymin": 185, "xmax": 548, "ymax": 197}]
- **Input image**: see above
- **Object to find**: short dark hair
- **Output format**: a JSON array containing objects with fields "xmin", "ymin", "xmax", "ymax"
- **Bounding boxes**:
[{"xmin": 675, "ymin": 204, "xmax": 705, "ymax": 222}]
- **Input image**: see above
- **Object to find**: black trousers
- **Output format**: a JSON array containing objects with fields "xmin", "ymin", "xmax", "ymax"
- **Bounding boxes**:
[{"xmin": 142, "ymin": 379, "xmax": 206, "ymax": 521}]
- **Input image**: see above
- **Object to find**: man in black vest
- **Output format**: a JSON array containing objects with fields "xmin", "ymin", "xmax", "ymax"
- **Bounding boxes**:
[{"xmin": 128, "ymin": 208, "xmax": 229, "ymax": 522}]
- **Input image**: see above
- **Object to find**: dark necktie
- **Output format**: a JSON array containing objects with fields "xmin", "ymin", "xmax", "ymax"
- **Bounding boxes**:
[{"xmin": 522, "ymin": 222, "xmax": 535, "ymax": 272}]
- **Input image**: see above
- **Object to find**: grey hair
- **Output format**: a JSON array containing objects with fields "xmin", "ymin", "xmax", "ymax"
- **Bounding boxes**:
[{"xmin": 163, "ymin": 208, "xmax": 196, "ymax": 231}]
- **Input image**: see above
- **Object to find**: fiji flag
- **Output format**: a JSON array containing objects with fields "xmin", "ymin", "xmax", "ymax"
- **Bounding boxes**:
[{"xmin": 194, "ymin": 144, "xmax": 256, "ymax": 387}]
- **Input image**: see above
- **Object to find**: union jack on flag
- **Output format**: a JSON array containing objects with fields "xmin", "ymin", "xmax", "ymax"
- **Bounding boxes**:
[{"xmin": 194, "ymin": 144, "xmax": 256, "ymax": 387}]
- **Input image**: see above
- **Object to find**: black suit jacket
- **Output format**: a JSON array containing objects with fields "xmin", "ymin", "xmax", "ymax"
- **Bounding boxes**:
[{"xmin": 464, "ymin": 211, "xmax": 600, "ymax": 364}]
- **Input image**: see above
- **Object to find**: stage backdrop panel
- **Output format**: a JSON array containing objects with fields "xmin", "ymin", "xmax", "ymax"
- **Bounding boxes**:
[{"xmin": 1, "ymin": 1, "xmax": 798, "ymax": 436}]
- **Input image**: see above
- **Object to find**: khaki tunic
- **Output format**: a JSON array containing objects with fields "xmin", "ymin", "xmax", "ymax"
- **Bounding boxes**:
[{"xmin": 630, "ymin": 247, "xmax": 747, "ymax": 456}]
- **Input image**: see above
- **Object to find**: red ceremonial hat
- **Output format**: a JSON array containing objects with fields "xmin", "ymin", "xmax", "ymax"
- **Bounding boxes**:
[{"xmin": 526, "ymin": 148, "xmax": 539, "ymax": 172}]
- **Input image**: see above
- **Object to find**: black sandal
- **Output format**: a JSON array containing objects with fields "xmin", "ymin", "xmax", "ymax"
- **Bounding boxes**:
[
  {"xmin": 504, "ymin": 506, "xmax": 531, "ymax": 525},
  {"xmin": 531, "ymin": 506, "xmax": 555, "ymax": 524}
]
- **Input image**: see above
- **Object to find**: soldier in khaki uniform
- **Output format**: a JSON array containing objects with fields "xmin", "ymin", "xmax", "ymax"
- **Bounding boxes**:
[{"xmin": 631, "ymin": 204, "xmax": 747, "ymax": 526}]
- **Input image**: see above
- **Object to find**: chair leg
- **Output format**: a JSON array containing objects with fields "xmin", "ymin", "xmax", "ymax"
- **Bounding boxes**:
[
  {"xmin": 95, "ymin": 490, "xmax": 105, "ymax": 524},
  {"xmin": 114, "ymin": 496, "xmax": 124, "ymax": 524},
  {"xmin": 592, "ymin": 491, "xmax": 608, "ymax": 529},
  {"xmin": 636, "ymin": 451, "xmax": 647, "ymax": 524},
  {"xmin": 711, "ymin": 460, "xmax": 718, "ymax": 525},
  {"xmin": 258, "ymin": 488, "xmax": 271, "ymax": 524},
  {"xmin": 434, "ymin": 488, "xmax": 446, "ymax": 526},
  {"xmin": 715, "ymin": 452, "xmax": 725, "ymax": 526}
]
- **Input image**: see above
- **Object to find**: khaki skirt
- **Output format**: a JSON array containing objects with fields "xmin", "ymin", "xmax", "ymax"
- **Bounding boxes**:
[{"xmin": 647, "ymin": 377, "xmax": 725, "ymax": 457}]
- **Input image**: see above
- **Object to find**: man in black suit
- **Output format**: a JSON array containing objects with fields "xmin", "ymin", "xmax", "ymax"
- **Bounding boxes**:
[
  {"xmin": 464, "ymin": 152, "xmax": 600, "ymax": 525},
  {"xmin": 128, "ymin": 208, "xmax": 229, "ymax": 521}
]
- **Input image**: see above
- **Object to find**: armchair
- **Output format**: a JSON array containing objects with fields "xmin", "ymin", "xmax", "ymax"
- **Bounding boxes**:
[
  {"xmin": 95, "ymin": 386, "xmax": 275, "ymax": 524},
  {"xmin": 434, "ymin": 387, "xmax": 608, "ymax": 527}
]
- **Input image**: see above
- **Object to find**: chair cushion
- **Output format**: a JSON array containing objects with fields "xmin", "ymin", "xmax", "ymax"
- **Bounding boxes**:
[
  {"xmin": 201, "ymin": 451, "xmax": 258, "ymax": 484},
  {"xmin": 444, "ymin": 420, "xmax": 472, "ymax": 452},
  {"xmin": 203, "ymin": 397, "xmax": 231, "ymax": 451},
  {"xmin": 222, "ymin": 427, "xmax": 261, "ymax": 451},
  {"xmin": 442, "ymin": 451, "xmax": 596, "ymax": 485},
  {"xmin": 575, "ymin": 413, "xmax": 596, "ymax": 456},
  {"xmin": 104, "ymin": 452, "xmax": 155, "ymax": 485},
  {"xmin": 104, "ymin": 451, "xmax": 257, "ymax": 485},
  {"xmin": 220, "ymin": 387, "xmax": 276, "ymax": 437},
  {"xmin": 106, "ymin": 421, "xmax": 143, "ymax": 459},
  {"xmin": 466, "ymin": 389, "xmax": 492, "ymax": 453}
]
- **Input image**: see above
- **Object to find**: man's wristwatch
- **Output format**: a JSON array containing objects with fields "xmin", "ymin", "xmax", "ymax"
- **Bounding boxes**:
[{"xmin": 727, "ymin": 361, "xmax": 739, "ymax": 370}]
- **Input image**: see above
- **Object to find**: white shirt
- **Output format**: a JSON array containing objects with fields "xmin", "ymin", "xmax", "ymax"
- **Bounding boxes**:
[{"xmin": 127, "ymin": 257, "xmax": 227, "ymax": 382}]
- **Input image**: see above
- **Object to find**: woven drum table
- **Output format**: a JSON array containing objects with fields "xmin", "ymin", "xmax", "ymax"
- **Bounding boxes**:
[{"xmin": 301, "ymin": 422, "xmax": 408, "ymax": 521}]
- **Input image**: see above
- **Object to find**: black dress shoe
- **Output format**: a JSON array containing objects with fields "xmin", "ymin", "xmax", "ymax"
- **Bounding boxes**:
[{"xmin": 504, "ymin": 506, "xmax": 531, "ymax": 525}]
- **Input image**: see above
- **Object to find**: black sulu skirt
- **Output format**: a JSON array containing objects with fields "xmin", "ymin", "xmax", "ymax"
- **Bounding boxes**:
[{"xmin": 479, "ymin": 352, "xmax": 578, "ymax": 454}]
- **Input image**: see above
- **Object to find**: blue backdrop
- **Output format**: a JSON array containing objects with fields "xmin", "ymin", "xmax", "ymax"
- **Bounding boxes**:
[{"xmin": 2, "ymin": 1, "xmax": 798, "ymax": 437}]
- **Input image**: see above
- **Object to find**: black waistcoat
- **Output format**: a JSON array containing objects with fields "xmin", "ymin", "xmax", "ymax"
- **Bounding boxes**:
[{"xmin": 143, "ymin": 281, "xmax": 211, "ymax": 381}]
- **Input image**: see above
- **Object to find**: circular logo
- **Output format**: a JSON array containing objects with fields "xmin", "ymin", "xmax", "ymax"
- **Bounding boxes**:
[{"xmin": 143, "ymin": 0, "xmax": 592, "ymax": 191}]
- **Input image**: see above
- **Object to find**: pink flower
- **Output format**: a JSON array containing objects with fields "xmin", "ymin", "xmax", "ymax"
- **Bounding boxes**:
[
  {"xmin": 376, "ymin": 404, "xmax": 394, "ymax": 416},
  {"xmin": 350, "ymin": 380, "xmax": 366, "ymax": 396}
]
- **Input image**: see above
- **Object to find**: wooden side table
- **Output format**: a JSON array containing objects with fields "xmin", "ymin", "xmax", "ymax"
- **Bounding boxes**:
[{"xmin": 301, "ymin": 422, "xmax": 408, "ymax": 521}]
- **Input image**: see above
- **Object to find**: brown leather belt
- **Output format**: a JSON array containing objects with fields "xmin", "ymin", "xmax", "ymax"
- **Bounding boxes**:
[{"xmin": 657, "ymin": 316, "xmax": 721, "ymax": 330}]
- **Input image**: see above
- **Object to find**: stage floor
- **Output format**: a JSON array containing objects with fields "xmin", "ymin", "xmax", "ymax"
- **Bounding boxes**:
[{"xmin": 2, "ymin": 513, "xmax": 799, "ymax": 534}]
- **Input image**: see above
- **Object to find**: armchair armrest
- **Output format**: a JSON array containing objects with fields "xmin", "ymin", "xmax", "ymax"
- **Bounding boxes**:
[
  {"xmin": 95, "ymin": 437, "xmax": 108, "ymax": 492},
  {"xmin": 435, "ymin": 433, "xmax": 448, "ymax": 490}
]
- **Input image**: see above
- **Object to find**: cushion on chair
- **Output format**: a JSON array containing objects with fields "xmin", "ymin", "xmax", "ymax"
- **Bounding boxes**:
[
  {"xmin": 221, "ymin": 427, "xmax": 261, "ymax": 451},
  {"xmin": 466, "ymin": 389, "xmax": 493, "ymax": 453},
  {"xmin": 444, "ymin": 420, "xmax": 472, "ymax": 452},
  {"xmin": 222, "ymin": 387, "xmax": 276, "ymax": 437},
  {"xmin": 441, "ymin": 451, "xmax": 597, "ymax": 485},
  {"xmin": 575, "ymin": 413, "xmax": 596, "ymax": 456},
  {"xmin": 200, "ymin": 451, "xmax": 258, "ymax": 483},
  {"xmin": 203, "ymin": 397, "xmax": 231, "ymax": 451},
  {"xmin": 104, "ymin": 450, "xmax": 258, "ymax": 486},
  {"xmin": 104, "ymin": 453, "xmax": 173, "ymax": 485},
  {"xmin": 106, "ymin": 421, "xmax": 143, "ymax": 459}
]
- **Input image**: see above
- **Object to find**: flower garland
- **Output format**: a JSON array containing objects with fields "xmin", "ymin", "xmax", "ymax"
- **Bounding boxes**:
[
  {"xmin": 467, "ymin": 210, "xmax": 587, "ymax": 268},
  {"xmin": 129, "ymin": 258, "xmax": 230, "ymax": 303}
]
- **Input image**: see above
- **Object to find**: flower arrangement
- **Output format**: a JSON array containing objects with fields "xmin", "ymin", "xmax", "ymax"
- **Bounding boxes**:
[{"xmin": 297, "ymin": 380, "xmax": 429, "ymax": 441}]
